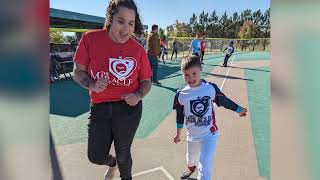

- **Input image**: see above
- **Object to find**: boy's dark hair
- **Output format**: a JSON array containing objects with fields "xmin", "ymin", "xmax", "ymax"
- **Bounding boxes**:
[
  {"xmin": 104, "ymin": 0, "xmax": 144, "ymax": 36},
  {"xmin": 151, "ymin": 24, "xmax": 158, "ymax": 31},
  {"xmin": 181, "ymin": 55, "xmax": 202, "ymax": 71}
]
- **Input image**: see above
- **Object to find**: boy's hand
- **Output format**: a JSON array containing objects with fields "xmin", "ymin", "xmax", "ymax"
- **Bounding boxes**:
[
  {"xmin": 239, "ymin": 108, "xmax": 247, "ymax": 117},
  {"xmin": 174, "ymin": 134, "xmax": 181, "ymax": 144}
]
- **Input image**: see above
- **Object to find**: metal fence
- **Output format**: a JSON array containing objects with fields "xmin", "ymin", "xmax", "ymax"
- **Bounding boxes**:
[{"xmin": 165, "ymin": 37, "xmax": 270, "ymax": 58}]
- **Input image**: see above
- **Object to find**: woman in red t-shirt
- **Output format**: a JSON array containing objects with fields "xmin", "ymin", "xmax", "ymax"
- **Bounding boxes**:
[{"xmin": 73, "ymin": 0, "xmax": 152, "ymax": 179}]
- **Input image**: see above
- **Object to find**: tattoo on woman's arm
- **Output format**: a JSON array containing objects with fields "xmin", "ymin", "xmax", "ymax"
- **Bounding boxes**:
[
  {"xmin": 136, "ymin": 89, "xmax": 144, "ymax": 99},
  {"xmin": 136, "ymin": 80, "xmax": 151, "ymax": 99},
  {"xmin": 79, "ymin": 77, "xmax": 93, "ymax": 89}
]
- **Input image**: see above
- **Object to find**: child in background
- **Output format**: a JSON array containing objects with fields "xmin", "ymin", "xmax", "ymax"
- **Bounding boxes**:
[
  {"xmin": 223, "ymin": 41, "xmax": 235, "ymax": 67},
  {"xmin": 173, "ymin": 55, "xmax": 247, "ymax": 180},
  {"xmin": 200, "ymin": 36, "xmax": 206, "ymax": 64},
  {"xmin": 160, "ymin": 38, "xmax": 168, "ymax": 64}
]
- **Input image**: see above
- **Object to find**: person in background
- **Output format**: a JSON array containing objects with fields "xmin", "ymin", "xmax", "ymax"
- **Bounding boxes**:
[
  {"xmin": 171, "ymin": 38, "xmax": 178, "ymax": 61},
  {"xmin": 147, "ymin": 24, "xmax": 161, "ymax": 85},
  {"xmin": 222, "ymin": 41, "xmax": 235, "ymax": 67},
  {"xmin": 160, "ymin": 38, "xmax": 168, "ymax": 64},
  {"xmin": 200, "ymin": 36, "xmax": 206, "ymax": 64}
]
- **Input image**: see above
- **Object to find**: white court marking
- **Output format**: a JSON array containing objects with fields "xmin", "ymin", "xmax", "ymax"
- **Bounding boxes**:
[
  {"xmin": 220, "ymin": 54, "xmax": 236, "ymax": 91},
  {"xmin": 114, "ymin": 166, "xmax": 175, "ymax": 180}
]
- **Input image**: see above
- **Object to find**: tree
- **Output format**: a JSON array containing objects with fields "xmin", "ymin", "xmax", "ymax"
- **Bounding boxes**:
[
  {"xmin": 252, "ymin": 10, "xmax": 264, "ymax": 37},
  {"xmin": 240, "ymin": 9, "xmax": 253, "ymax": 25},
  {"xmin": 50, "ymin": 31, "xmax": 65, "ymax": 43},
  {"xmin": 175, "ymin": 20, "xmax": 192, "ymax": 37},
  {"xmin": 229, "ymin": 12, "xmax": 240, "ymax": 38},
  {"xmin": 158, "ymin": 27, "xmax": 166, "ymax": 40},
  {"xmin": 261, "ymin": 8, "xmax": 270, "ymax": 50},
  {"xmin": 219, "ymin": 11, "xmax": 231, "ymax": 38},
  {"xmin": 262, "ymin": 8, "xmax": 270, "ymax": 38},
  {"xmin": 239, "ymin": 21, "xmax": 257, "ymax": 39},
  {"xmin": 207, "ymin": 10, "xmax": 219, "ymax": 37},
  {"xmin": 166, "ymin": 25, "xmax": 175, "ymax": 37},
  {"xmin": 189, "ymin": 13, "xmax": 201, "ymax": 36},
  {"xmin": 199, "ymin": 11, "xmax": 209, "ymax": 35},
  {"xmin": 165, "ymin": 8, "xmax": 270, "ymax": 43},
  {"xmin": 238, "ymin": 20, "xmax": 257, "ymax": 50}
]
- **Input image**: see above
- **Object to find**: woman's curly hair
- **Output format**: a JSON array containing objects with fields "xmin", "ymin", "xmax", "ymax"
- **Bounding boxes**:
[{"xmin": 104, "ymin": 0, "xmax": 144, "ymax": 36}]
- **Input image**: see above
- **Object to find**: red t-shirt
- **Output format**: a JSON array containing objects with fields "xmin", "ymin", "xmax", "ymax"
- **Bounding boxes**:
[
  {"xmin": 74, "ymin": 29, "xmax": 152, "ymax": 104},
  {"xmin": 200, "ymin": 40, "xmax": 206, "ymax": 51}
]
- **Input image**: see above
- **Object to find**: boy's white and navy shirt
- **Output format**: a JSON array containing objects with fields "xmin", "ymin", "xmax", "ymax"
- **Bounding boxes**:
[
  {"xmin": 173, "ymin": 80, "xmax": 243, "ymax": 141},
  {"xmin": 226, "ymin": 45, "xmax": 235, "ymax": 55}
]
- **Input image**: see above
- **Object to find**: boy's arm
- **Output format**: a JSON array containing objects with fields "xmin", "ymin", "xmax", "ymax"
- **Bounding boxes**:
[
  {"xmin": 211, "ymin": 83, "xmax": 243, "ymax": 113},
  {"xmin": 223, "ymin": 47, "xmax": 227, "ymax": 52},
  {"xmin": 173, "ymin": 91, "xmax": 185, "ymax": 128},
  {"xmin": 173, "ymin": 92, "xmax": 184, "ymax": 143}
]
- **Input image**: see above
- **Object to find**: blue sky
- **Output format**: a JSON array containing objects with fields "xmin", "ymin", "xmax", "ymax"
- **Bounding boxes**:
[{"xmin": 50, "ymin": 0, "xmax": 270, "ymax": 31}]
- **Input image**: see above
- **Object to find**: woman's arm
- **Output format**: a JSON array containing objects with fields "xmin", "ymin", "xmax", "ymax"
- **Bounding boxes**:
[
  {"xmin": 123, "ymin": 79, "xmax": 151, "ymax": 106},
  {"xmin": 135, "ymin": 79, "xmax": 152, "ymax": 99},
  {"xmin": 73, "ymin": 62, "xmax": 94, "ymax": 90},
  {"xmin": 73, "ymin": 62, "xmax": 108, "ymax": 93}
]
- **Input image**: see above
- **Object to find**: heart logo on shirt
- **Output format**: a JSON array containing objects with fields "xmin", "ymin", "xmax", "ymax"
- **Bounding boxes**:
[
  {"xmin": 109, "ymin": 57, "xmax": 137, "ymax": 80},
  {"xmin": 190, "ymin": 96, "xmax": 211, "ymax": 118}
]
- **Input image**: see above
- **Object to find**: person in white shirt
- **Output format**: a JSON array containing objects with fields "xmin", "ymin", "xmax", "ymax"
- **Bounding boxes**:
[
  {"xmin": 173, "ymin": 55, "xmax": 247, "ymax": 180},
  {"xmin": 223, "ymin": 41, "xmax": 235, "ymax": 67}
]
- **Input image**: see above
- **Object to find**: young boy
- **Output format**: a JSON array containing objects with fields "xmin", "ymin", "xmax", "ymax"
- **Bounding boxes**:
[
  {"xmin": 223, "ymin": 41, "xmax": 235, "ymax": 67},
  {"xmin": 173, "ymin": 56, "xmax": 247, "ymax": 180}
]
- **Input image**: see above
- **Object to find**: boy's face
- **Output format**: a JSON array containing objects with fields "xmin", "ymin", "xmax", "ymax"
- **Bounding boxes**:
[{"xmin": 182, "ymin": 66, "xmax": 202, "ymax": 87}]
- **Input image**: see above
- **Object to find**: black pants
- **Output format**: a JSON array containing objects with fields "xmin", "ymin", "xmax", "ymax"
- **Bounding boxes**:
[
  {"xmin": 200, "ymin": 50, "xmax": 205, "ymax": 63},
  {"xmin": 223, "ymin": 54, "xmax": 231, "ymax": 66},
  {"xmin": 88, "ymin": 100, "xmax": 142, "ymax": 180},
  {"xmin": 192, "ymin": 52, "xmax": 200, "ymax": 57},
  {"xmin": 171, "ymin": 49, "xmax": 177, "ymax": 60}
]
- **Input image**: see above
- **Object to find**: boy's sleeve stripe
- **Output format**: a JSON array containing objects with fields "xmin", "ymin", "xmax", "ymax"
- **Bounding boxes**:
[
  {"xmin": 176, "ymin": 123, "xmax": 183, "ymax": 129},
  {"xmin": 236, "ymin": 106, "xmax": 243, "ymax": 113}
]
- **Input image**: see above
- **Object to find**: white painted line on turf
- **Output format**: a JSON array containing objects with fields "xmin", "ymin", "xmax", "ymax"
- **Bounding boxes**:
[
  {"xmin": 159, "ymin": 166, "xmax": 175, "ymax": 180},
  {"xmin": 114, "ymin": 166, "xmax": 174, "ymax": 180},
  {"xmin": 220, "ymin": 54, "xmax": 236, "ymax": 91}
]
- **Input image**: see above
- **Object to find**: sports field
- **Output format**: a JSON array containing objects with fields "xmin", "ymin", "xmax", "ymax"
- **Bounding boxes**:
[{"xmin": 50, "ymin": 51, "xmax": 270, "ymax": 180}]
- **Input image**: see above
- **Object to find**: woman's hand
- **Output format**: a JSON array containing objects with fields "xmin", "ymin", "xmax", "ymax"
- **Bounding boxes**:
[
  {"xmin": 123, "ymin": 93, "xmax": 142, "ymax": 106},
  {"xmin": 89, "ymin": 78, "xmax": 108, "ymax": 93}
]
